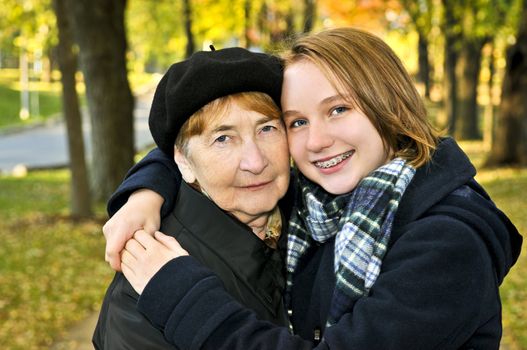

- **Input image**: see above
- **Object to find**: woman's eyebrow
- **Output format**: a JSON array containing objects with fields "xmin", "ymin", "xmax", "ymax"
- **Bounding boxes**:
[
  {"xmin": 255, "ymin": 116, "xmax": 276, "ymax": 125},
  {"xmin": 209, "ymin": 124, "xmax": 235, "ymax": 134},
  {"xmin": 207, "ymin": 116, "xmax": 276, "ymax": 134}
]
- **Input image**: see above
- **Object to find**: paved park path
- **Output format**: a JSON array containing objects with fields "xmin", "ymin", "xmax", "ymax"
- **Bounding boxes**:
[
  {"xmin": 50, "ymin": 312, "xmax": 99, "ymax": 349},
  {"xmin": 0, "ymin": 87, "xmax": 155, "ymax": 174}
]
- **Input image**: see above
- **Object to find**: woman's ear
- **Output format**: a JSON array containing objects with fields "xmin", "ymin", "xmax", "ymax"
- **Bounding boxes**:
[{"xmin": 174, "ymin": 148, "xmax": 196, "ymax": 183}]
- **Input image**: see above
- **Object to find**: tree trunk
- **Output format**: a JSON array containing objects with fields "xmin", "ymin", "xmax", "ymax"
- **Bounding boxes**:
[
  {"xmin": 417, "ymin": 32, "xmax": 431, "ymax": 99},
  {"xmin": 486, "ymin": 0, "xmax": 527, "ymax": 166},
  {"xmin": 52, "ymin": 0, "xmax": 92, "ymax": 218},
  {"xmin": 244, "ymin": 0, "xmax": 251, "ymax": 48},
  {"xmin": 182, "ymin": 0, "xmax": 195, "ymax": 57},
  {"xmin": 69, "ymin": 0, "xmax": 135, "ymax": 202},
  {"xmin": 454, "ymin": 39, "xmax": 486, "ymax": 140},
  {"xmin": 303, "ymin": 0, "xmax": 316, "ymax": 33},
  {"xmin": 257, "ymin": 2, "xmax": 270, "ymax": 46},
  {"xmin": 443, "ymin": 35, "xmax": 458, "ymax": 135},
  {"xmin": 441, "ymin": 0, "xmax": 459, "ymax": 135},
  {"xmin": 53, "ymin": 0, "xmax": 92, "ymax": 217},
  {"xmin": 483, "ymin": 42, "xmax": 496, "ymax": 149}
]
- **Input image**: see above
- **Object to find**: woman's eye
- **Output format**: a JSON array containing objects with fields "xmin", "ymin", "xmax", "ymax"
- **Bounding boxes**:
[
  {"xmin": 261, "ymin": 125, "xmax": 276, "ymax": 133},
  {"xmin": 289, "ymin": 119, "xmax": 308, "ymax": 128},
  {"xmin": 214, "ymin": 135, "xmax": 230, "ymax": 143},
  {"xmin": 331, "ymin": 106, "xmax": 348, "ymax": 116}
]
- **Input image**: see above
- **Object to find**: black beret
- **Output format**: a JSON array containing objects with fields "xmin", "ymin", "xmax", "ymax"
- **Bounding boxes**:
[{"xmin": 149, "ymin": 47, "xmax": 284, "ymax": 156}]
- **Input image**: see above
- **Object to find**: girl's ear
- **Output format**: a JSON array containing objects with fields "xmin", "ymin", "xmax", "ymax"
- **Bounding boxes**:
[{"xmin": 174, "ymin": 148, "xmax": 196, "ymax": 184}]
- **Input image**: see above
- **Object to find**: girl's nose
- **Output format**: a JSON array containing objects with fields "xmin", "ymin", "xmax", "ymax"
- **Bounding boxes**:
[{"xmin": 305, "ymin": 123, "xmax": 333, "ymax": 152}]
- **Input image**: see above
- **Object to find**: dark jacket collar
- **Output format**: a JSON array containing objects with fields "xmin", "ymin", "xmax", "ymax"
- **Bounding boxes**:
[
  {"xmin": 395, "ymin": 137, "xmax": 476, "ymax": 226},
  {"xmin": 173, "ymin": 181, "xmax": 279, "ymax": 259}
]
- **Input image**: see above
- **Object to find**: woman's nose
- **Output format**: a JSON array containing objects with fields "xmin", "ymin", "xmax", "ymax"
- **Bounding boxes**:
[{"xmin": 239, "ymin": 141, "xmax": 268, "ymax": 174}]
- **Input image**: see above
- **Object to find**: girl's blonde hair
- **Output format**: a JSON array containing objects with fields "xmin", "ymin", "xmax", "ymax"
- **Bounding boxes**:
[{"xmin": 283, "ymin": 27, "xmax": 439, "ymax": 167}]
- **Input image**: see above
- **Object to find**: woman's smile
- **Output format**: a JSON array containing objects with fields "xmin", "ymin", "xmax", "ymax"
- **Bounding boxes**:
[{"xmin": 238, "ymin": 180, "xmax": 273, "ymax": 191}]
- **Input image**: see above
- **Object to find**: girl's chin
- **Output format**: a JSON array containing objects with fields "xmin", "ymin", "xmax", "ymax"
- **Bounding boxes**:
[{"xmin": 319, "ymin": 180, "xmax": 359, "ymax": 195}]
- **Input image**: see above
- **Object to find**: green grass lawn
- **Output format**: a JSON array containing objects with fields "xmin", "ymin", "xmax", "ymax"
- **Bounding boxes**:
[
  {"xmin": 0, "ymin": 142, "xmax": 524, "ymax": 349},
  {"xmin": 0, "ymin": 170, "xmax": 113, "ymax": 349}
]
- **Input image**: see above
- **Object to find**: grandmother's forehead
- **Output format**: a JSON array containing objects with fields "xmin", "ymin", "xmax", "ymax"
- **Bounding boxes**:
[{"xmin": 205, "ymin": 111, "xmax": 277, "ymax": 129}]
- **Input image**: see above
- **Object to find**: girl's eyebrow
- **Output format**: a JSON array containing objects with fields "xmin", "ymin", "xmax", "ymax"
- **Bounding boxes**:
[
  {"xmin": 283, "ymin": 94, "xmax": 349, "ymax": 119},
  {"xmin": 320, "ymin": 94, "xmax": 347, "ymax": 106},
  {"xmin": 282, "ymin": 110, "xmax": 300, "ymax": 119}
]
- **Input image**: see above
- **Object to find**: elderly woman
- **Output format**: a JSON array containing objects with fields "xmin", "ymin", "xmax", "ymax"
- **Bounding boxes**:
[{"xmin": 93, "ymin": 48, "xmax": 291, "ymax": 349}]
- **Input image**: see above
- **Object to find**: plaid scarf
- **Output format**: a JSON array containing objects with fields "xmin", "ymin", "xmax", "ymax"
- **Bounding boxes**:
[{"xmin": 286, "ymin": 158, "xmax": 415, "ymax": 326}]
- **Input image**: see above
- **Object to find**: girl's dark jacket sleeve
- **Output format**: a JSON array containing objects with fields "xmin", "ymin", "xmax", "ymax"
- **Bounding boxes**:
[
  {"xmin": 107, "ymin": 139, "xmax": 522, "ymax": 349},
  {"xmin": 121, "ymin": 139, "xmax": 521, "ymax": 350},
  {"xmin": 107, "ymin": 148, "xmax": 181, "ymax": 217}
]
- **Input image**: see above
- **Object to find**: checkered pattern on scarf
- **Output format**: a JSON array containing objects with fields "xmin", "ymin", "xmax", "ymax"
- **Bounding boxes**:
[{"xmin": 286, "ymin": 158, "xmax": 416, "ymax": 326}]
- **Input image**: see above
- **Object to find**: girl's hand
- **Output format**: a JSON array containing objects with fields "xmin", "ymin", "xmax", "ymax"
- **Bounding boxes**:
[
  {"xmin": 102, "ymin": 189, "xmax": 164, "ymax": 271},
  {"xmin": 121, "ymin": 230, "xmax": 188, "ymax": 295}
]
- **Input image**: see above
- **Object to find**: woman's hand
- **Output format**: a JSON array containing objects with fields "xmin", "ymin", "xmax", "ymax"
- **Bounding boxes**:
[
  {"xmin": 103, "ymin": 189, "xmax": 164, "ymax": 271},
  {"xmin": 121, "ymin": 230, "xmax": 189, "ymax": 295}
]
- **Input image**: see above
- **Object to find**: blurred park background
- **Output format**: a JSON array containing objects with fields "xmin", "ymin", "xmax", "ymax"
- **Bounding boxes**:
[{"xmin": 0, "ymin": 0, "xmax": 525, "ymax": 349}]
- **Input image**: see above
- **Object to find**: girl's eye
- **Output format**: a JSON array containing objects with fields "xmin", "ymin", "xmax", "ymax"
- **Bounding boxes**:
[
  {"xmin": 330, "ymin": 106, "xmax": 349, "ymax": 116},
  {"xmin": 289, "ymin": 119, "xmax": 308, "ymax": 128}
]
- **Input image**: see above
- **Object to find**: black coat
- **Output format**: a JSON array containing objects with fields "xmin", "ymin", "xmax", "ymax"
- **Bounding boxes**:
[
  {"xmin": 108, "ymin": 138, "xmax": 522, "ymax": 349},
  {"xmin": 93, "ymin": 181, "xmax": 289, "ymax": 349}
]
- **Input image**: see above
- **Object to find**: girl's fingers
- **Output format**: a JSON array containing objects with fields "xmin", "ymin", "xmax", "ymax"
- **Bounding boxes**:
[
  {"xmin": 154, "ymin": 230, "xmax": 174, "ymax": 243},
  {"xmin": 133, "ymin": 229, "xmax": 158, "ymax": 250},
  {"xmin": 121, "ymin": 248, "xmax": 136, "ymax": 268},
  {"xmin": 124, "ymin": 237, "xmax": 147, "ymax": 257},
  {"xmin": 154, "ymin": 231, "xmax": 188, "ymax": 255}
]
